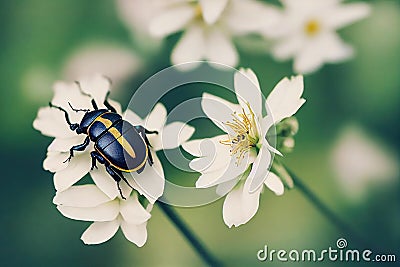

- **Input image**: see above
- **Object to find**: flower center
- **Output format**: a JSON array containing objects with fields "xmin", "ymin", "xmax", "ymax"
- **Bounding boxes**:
[
  {"xmin": 220, "ymin": 103, "xmax": 259, "ymax": 164},
  {"xmin": 304, "ymin": 19, "xmax": 320, "ymax": 36},
  {"xmin": 194, "ymin": 3, "xmax": 202, "ymax": 19}
]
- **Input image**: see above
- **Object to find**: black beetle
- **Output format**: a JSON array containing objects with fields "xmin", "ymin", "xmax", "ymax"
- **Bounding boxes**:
[{"xmin": 49, "ymin": 88, "xmax": 157, "ymax": 199}]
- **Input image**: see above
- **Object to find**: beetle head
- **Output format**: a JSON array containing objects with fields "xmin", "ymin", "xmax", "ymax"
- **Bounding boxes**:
[{"xmin": 76, "ymin": 109, "xmax": 108, "ymax": 134}]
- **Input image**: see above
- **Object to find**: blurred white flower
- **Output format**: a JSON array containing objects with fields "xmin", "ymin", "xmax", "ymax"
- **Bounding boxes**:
[
  {"xmin": 147, "ymin": 0, "xmax": 279, "ymax": 68},
  {"xmin": 53, "ymin": 185, "xmax": 152, "ymax": 246},
  {"xmin": 267, "ymin": 0, "xmax": 371, "ymax": 74},
  {"xmin": 183, "ymin": 68, "xmax": 305, "ymax": 227},
  {"xmin": 63, "ymin": 43, "xmax": 142, "ymax": 89},
  {"xmin": 331, "ymin": 124, "xmax": 399, "ymax": 201}
]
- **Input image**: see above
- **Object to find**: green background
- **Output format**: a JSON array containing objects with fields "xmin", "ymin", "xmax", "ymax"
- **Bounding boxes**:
[{"xmin": 0, "ymin": 0, "xmax": 398, "ymax": 266}]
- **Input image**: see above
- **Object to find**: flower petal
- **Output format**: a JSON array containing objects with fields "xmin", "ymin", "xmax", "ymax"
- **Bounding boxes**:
[
  {"xmin": 90, "ymin": 165, "xmax": 132, "ymax": 200},
  {"xmin": 205, "ymin": 29, "xmax": 238, "ymax": 67},
  {"xmin": 124, "ymin": 109, "xmax": 144, "ymax": 126},
  {"xmin": 264, "ymin": 172, "xmax": 284, "ymax": 195},
  {"xmin": 57, "ymin": 200, "xmax": 119, "ymax": 221},
  {"xmin": 265, "ymin": 75, "xmax": 305, "ymax": 124},
  {"xmin": 53, "ymin": 153, "xmax": 92, "ymax": 191},
  {"xmin": 81, "ymin": 220, "xmax": 120, "ymax": 245},
  {"xmin": 120, "ymin": 221, "xmax": 148, "ymax": 247},
  {"xmin": 149, "ymin": 4, "xmax": 195, "ymax": 38},
  {"xmin": 248, "ymin": 146, "xmax": 272, "ymax": 193},
  {"xmin": 325, "ymin": 3, "xmax": 371, "ymax": 30},
  {"xmin": 130, "ymin": 155, "xmax": 165, "ymax": 204},
  {"xmin": 143, "ymin": 103, "xmax": 167, "ymax": 133},
  {"xmin": 199, "ymin": 0, "xmax": 228, "ymax": 25},
  {"xmin": 151, "ymin": 122, "xmax": 195, "ymax": 151},
  {"xmin": 216, "ymin": 176, "xmax": 240, "ymax": 196},
  {"xmin": 272, "ymin": 35, "xmax": 304, "ymax": 61},
  {"xmin": 226, "ymin": 0, "xmax": 280, "ymax": 34},
  {"xmin": 120, "ymin": 194, "xmax": 151, "ymax": 224},
  {"xmin": 43, "ymin": 151, "xmax": 69, "ymax": 173},
  {"xmin": 201, "ymin": 93, "xmax": 241, "ymax": 134},
  {"xmin": 222, "ymin": 181, "xmax": 262, "ymax": 227},
  {"xmin": 78, "ymin": 74, "xmax": 111, "ymax": 106},
  {"xmin": 33, "ymin": 107, "xmax": 76, "ymax": 138},
  {"xmin": 47, "ymin": 135, "xmax": 87, "ymax": 152},
  {"xmin": 53, "ymin": 184, "xmax": 111, "ymax": 207},
  {"xmin": 234, "ymin": 68, "xmax": 262, "ymax": 116},
  {"xmin": 171, "ymin": 24, "xmax": 205, "ymax": 66}
]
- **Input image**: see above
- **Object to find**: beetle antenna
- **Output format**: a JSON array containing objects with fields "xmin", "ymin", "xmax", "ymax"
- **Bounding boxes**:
[
  {"xmin": 49, "ymin": 102, "xmax": 79, "ymax": 131},
  {"xmin": 68, "ymin": 102, "xmax": 90, "ymax": 113},
  {"xmin": 74, "ymin": 81, "xmax": 92, "ymax": 97}
]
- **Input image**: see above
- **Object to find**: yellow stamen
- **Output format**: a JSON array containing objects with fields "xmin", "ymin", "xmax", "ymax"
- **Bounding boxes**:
[
  {"xmin": 304, "ymin": 20, "xmax": 320, "ymax": 36},
  {"xmin": 220, "ymin": 103, "xmax": 259, "ymax": 165}
]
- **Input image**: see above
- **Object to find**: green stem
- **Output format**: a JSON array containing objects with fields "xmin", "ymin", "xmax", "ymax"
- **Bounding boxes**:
[
  {"xmin": 286, "ymin": 167, "xmax": 381, "ymax": 252},
  {"xmin": 157, "ymin": 201, "xmax": 223, "ymax": 267}
]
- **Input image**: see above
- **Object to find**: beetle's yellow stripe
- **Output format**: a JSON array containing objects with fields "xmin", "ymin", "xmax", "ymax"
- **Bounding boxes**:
[
  {"xmin": 108, "ymin": 127, "xmax": 137, "ymax": 159},
  {"xmin": 95, "ymin": 116, "xmax": 113, "ymax": 128}
]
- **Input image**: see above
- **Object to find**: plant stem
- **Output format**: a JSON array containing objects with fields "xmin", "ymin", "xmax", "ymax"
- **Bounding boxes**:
[
  {"xmin": 157, "ymin": 201, "xmax": 223, "ymax": 267},
  {"xmin": 286, "ymin": 167, "xmax": 379, "ymax": 251}
]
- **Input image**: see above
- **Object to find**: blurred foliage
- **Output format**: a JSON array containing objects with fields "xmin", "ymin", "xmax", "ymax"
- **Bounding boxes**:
[{"xmin": 0, "ymin": 0, "xmax": 399, "ymax": 266}]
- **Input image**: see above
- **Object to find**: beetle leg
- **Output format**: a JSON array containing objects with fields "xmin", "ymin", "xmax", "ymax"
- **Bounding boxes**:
[
  {"xmin": 90, "ymin": 151, "xmax": 105, "ymax": 170},
  {"xmin": 91, "ymin": 99, "xmax": 99, "ymax": 110},
  {"xmin": 49, "ymin": 103, "xmax": 79, "ymax": 131},
  {"xmin": 104, "ymin": 91, "xmax": 117, "ymax": 113},
  {"xmin": 135, "ymin": 125, "xmax": 155, "ymax": 166},
  {"xmin": 105, "ymin": 165, "xmax": 126, "ymax": 200},
  {"xmin": 64, "ymin": 136, "xmax": 90, "ymax": 163}
]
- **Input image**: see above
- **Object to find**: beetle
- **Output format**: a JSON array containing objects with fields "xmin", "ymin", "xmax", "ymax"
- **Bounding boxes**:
[{"xmin": 49, "ymin": 89, "xmax": 158, "ymax": 199}]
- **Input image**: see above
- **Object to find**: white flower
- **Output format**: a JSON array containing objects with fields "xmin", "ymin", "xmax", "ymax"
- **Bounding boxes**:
[
  {"xmin": 331, "ymin": 124, "xmax": 399, "ymax": 201},
  {"xmin": 147, "ymin": 0, "xmax": 279, "ymax": 68},
  {"xmin": 183, "ymin": 68, "xmax": 305, "ymax": 227},
  {"xmin": 33, "ymin": 74, "xmax": 194, "ymax": 203},
  {"xmin": 53, "ymin": 184, "xmax": 152, "ymax": 246},
  {"xmin": 267, "ymin": 0, "xmax": 371, "ymax": 74}
]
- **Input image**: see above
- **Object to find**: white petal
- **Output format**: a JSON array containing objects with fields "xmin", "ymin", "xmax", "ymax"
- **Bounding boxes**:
[
  {"xmin": 90, "ymin": 165, "xmax": 132, "ymax": 200},
  {"xmin": 53, "ymin": 153, "xmax": 92, "ymax": 191},
  {"xmin": 265, "ymin": 75, "xmax": 305, "ymax": 124},
  {"xmin": 205, "ymin": 29, "xmax": 238, "ymax": 67},
  {"xmin": 293, "ymin": 45, "xmax": 325, "ymax": 74},
  {"xmin": 53, "ymin": 184, "xmax": 111, "ymax": 207},
  {"xmin": 199, "ymin": 0, "xmax": 228, "ymax": 25},
  {"xmin": 226, "ymin": 0, "xmax": 280, "ymax": 34},
  {"xmin": 234, "ymin": 68, "xmax": 262, "ymax": 116},
  {"xmin": 149, "ymin": 4, "xmax": 195, "ymax": 38},
  {"xmin": 188, "ymin": 136, "xmax": 231, "ymax": 174},
  {"xmin": 57, "ymin": 200, "xmax": 119, "ymax": 221},
  {"xmin": 201, "ymin": 92, "xmax": 241, "ymax": 134},
  {"xmin": 78, "ymin": 74, "xmax": 111, "ymax": 106},
  {"xmin": 321, "ymin": 32, "xmax": 354, "ymax": 63},
  {"xmin": 248, "ymin": 146, "xmax": 272, "ymax": 193},
  {"xmin": 124, "ymin": 109, "xmax": 144, "ymax": 126},
  {"xmin": 120, "ymin": 194, "xmax": 151, "ymax": 224},
  {"xmin": 47, "ymin": 135, "xmax": 87, "ymax": 152},
  {"xmin": 171, "ymin": 25, "xmax": 205, "ymax": 66},
  {"xmin": 33, "ymin": 107, "xmax": 76, "ymax": 138},
  {"xmin": 43, "ymin": 151, "xmax": 69, "ymax": 173},
  {"xmin": 222, "ymin": 181, "xmax": 262, "ymax": 227},
  {"xmin": 272, "ymin": 36, "xmax": 304, "ymax": 61},
  {"xmin": 143, "ymin": 103, "xmax": 167, "ymax": 132},
  {"xmin": 120, "ymin": 221, "xmax": 148, "ymax": 247},
  {"xmin": 152, "ymin": 122, "xmax": 195, "ymax": 151},
  {"xmin": 52, "ymin": 81, "xmax": 92, "ymax": 122},
  {"xmin": 182, "ymin": 139, "xmax": 203, "ymax": 157},
  {"xmin": 264, "ymin": 172, "xmax": 284, "ymax": 195},
  {"xmin": 81, "ymin": 220, "xmax": 120, "ymax": 245},
  {"xmin": 325, "ymin": 3, "xmax": 371, "ymax": 30},
  {"xmin": 216, "ymin": 176, "xmax": 240, "ymax": 196},
  {"xmin": 130, "ymin": 155, "xmax": 165, "ymax": 203}
]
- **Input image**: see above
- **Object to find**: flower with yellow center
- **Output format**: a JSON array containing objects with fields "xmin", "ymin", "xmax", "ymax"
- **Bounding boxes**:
[
  {"xmin": 183, "ymin": 68, "xmax": 305, "ymax": 227},
  {"xmin": 266, "ymin": 0, "xmax": 371, "ymax": 74},
  {"xmin": 145, "ymin": 0, "xmax": 280, "ymax": 68}
]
